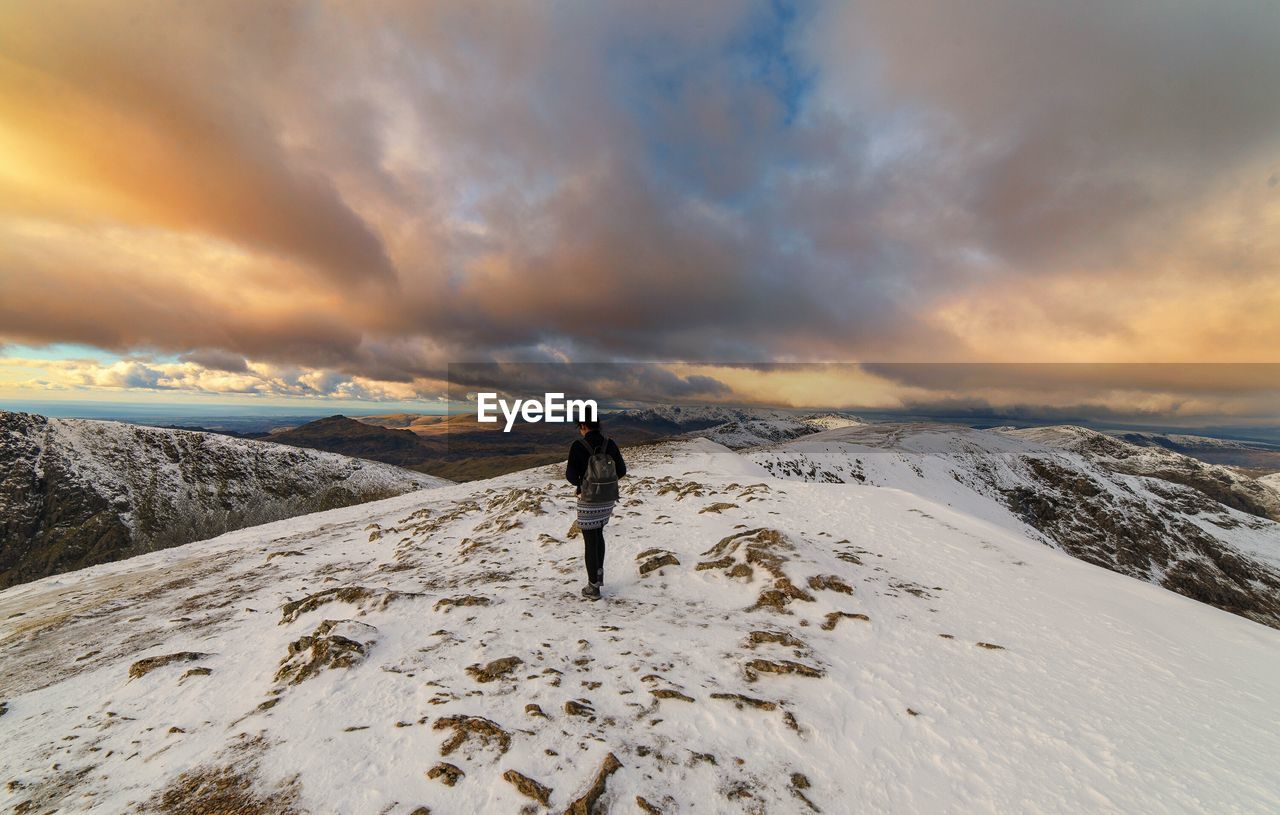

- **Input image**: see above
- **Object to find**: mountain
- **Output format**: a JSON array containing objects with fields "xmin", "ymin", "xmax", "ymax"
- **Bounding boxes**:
[
  {"xmin": 1009, "ymin": 425, "xmax": 1280, "ymax": 520},
  {"xmin": 343, "ymin": 407, "xmax": 865, "ymax": 480},
  {"xmin": 1, "ymin": 437, "xmax": 1277, "ymax": 813},
  {"xmin": 267, "ymin": 415, "xmax": 434, "ymax": 468},
  {"xmin": 691, "ymin": 412, "xmax": 864, "ymax": 448},
  {"xmin": 1108, "ymin": 429, "xmax": 1280, "ymax": 475},
  {"xmin": 0, "ymin": 411, "xmax": 446, "ymax": 588},
  {"xmin": 745, "ymin": 423, "xmax": 1280, "ymax": 628},
  {"xmin": 1262, "ymin": 472, "xmax": 1280, "ymax": 494}
]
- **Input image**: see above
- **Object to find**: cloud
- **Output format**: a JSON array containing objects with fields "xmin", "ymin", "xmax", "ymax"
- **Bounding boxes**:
[
  {"xmin": 0, "ymin": 356, "xmax": 440, "ymax": 402},
  {"xmin": 179, "ymin": 350, "xmax": 249, "ymax": 374},
  {"xmin": 1, "ymin": 0, "xmax": 1278, "ymax": 408}
]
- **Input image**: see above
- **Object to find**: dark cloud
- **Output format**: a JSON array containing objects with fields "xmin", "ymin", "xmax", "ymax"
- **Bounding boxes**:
[
  {"xmin": 178, "ymin": 350, "xmax": 249, "ymax": 373},
  {"xmin": 445, "ymin": 363, "xmax": 734, "ymax": 405},
  {"xmin": 860, "ymin": 363, "xmax": 1280, "ymax": 398},
  {"xmin": 1, "ymin": 0, "xmax": 1278, "ymax": 395}
]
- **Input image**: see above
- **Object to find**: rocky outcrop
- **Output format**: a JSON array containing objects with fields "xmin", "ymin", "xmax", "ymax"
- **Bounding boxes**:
[
  {"xmin": 750, "ymin": 423, "xmax": 1280, "ymax": 629},
  {"xmin": 0, "ymin": 411, "xmax": 445, "ymax": 588}
]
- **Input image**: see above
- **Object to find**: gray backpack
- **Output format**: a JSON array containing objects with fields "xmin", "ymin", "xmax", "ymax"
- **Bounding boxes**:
[{"xmin": 578, "ymin": 438, "xmax": 619, "ymax": 503}]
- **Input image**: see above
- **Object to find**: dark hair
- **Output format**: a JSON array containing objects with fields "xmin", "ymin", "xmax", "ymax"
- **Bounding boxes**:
[{"xmin": 578, "ymin": 419, "xmax": 601, "ymax": 431}]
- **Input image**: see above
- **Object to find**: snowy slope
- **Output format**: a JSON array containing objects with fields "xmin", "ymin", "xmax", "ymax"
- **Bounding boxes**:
[
  {"xmin": 611, "ymin": 405, "xmax": 793, "ymax": 429},
  {"xmin": 691, "ymin": 414, "xmax": 865, "ymax": 449},
  {"xmin": 2, "ymin": 438, "xmax": 1278, "ymax": 814},
  {"xmin": 746, "ymin": 423, "xmax": 1280, "ymax": 627},
  {"xmin": 1006, "ymin": 425, "xmax": 1280, "ymax": 519},
  {"xmin": 0, "ymin": 411, "xmax": 447, "ymax": 587},
  {"xmin": 1258, "ymin": 472, "xmax": 1280, "ymax": 494}
]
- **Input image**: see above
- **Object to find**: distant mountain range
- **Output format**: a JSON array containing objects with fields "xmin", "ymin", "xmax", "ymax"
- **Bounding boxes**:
[
  {"xmin": 0, "ymin": 411, "xmax": 445, "ymax": 588},
  {"xmin": 1108, "ymin": 430, "xmax": 1280, "ymax": 475},
  {"xmin": 256, "ymin": 408, "xmax": 868, "ymax": 480},
  {"xmin": 236, "ymin": 408, "xmax": 1280, "ymax": 483}
]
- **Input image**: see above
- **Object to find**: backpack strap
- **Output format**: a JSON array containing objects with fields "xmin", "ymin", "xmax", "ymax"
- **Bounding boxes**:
[{"xmin": 574, "ymin": 435, "xmax": 611, "ymax": 456}]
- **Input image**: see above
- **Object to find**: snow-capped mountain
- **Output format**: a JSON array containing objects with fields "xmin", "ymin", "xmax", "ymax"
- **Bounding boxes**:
[
  {"xmin": 691, "ymin": 413, "xmax": 865, "ymax": 449},
  {"xmin": 0, "ymin": 411, "xmax": 447, "ymax": 588},
  {"xmin": 1, "ymin": 437, "xmax": 1277, "ymax": 814},
  {"xmin": 1114, "ymin": 430, "xmax": 1260, "ymax": 449},
  {"xmin": 746, "ymin": 423, "xmax": 1280, "ymax": 628},
  {"xmin": 609, "ymin": 405, "xmax": 795, "ymax": 432},
  {"xmin": 1261, "ymin": 472, "xmax": 1280, "ymax": 495},
  {"xmin": 1007, "ymin": 425, "xmax": 1280, "ymax": 520},
  {"xmin": 1105, "ymin": 428, "xmax": 1280, "ymax": 472}
]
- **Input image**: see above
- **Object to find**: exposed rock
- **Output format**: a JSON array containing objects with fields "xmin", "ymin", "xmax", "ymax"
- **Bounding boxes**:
[
  {"xmin": 561, "ymin": 752, "xmax": 622, "ymax": 815},
  {"xmin": 279, "ymin": 586, "xmax": 421, "ymax": 624},
  {"xmin": 0, "ymin": 411, "xmax": 436, "ymax": 589},
  {"xmin": 636, "ymin": 796, "xmax": 664, "ymax": 814},
  {"xmin": 434, "ymin": 595, "xmax": 492, "ymax": 613},
  {"xmin": 820, "ymin": 612, "xmax": 870, "ymax": 631},
  {"xmin": 699, "ymin": 502, "xmax": 739, "ymax": 514},
  {"xmin": 129, "ymin": 652, "xmax": 211, "ymax": 680},
  {"xmin": 427, "ymin": 762, "xmax": 465, "ymax": 787},
  {"xmin": 975, "ymin": 642, "xmax": 1005, "ymax": 650},
  {"xmin": 637, "ymin": 551, "xmax": 681, "ymax": 576},
  {"xmin": 790, "ymin": 772, "xmax": 820, "ymax": 812},
  {"xmin": 749, "ymin": 579, "xmax": 816, "ymax": 613},
  {"xmin": 564, "ymin": 699, "xmax": 595, "ymax": 718},
  {"xmin": 746, "ymin": 630, "xmax": 807, "ymax": 649},
  {"xmin": 434, "ymin": 715, "xmax": 511, "ymax": 757},
  {"xmin": 466, "ymin": 656, "xmax": 524, "ymax": 683},
  {"xmin": 744, "ymin": 659, "xmax": 824, "ymax": 682},
  {"xmin": 807, "ymin": 575, "xmax": 853, "ymax": 595},
  {"xmin": 503, "ymin": 769, "xmax": 552, "ymax": 806},
  {"xmin": 998, "ymin": 447, "xmax": 1280, "ymax": 628},
  {"xmin": 710, "ymin": 693, "xmax": 777, "ymax": 711},
  {"xmin": 274, "ymin": 620, "xmax": 376, "ymax": 685},
  {"xmin": 650, "ymin": 689, "xmax": 694, "ymax": 702}
]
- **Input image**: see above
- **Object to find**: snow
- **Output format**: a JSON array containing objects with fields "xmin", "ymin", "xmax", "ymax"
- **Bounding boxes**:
[
  {"xmin": 690, "ymin": 414, "xmax": 866, "ymax": 449},
  {"xmin": 2, "ymin": 438, "xmax": 1279, "ymax": 813},
  {"xmin": 1, "ymin": 412, "xmax": 446, "ymax": 550},
  {"xmin": 1260, "ymin": 472, "xmax": 1280, "ymax": 494},
  {"xmin": 42, "ymin": 416, "xmax": 449, "ymax": 506},
  {"xmin": 613, "ymin": 405, "xmax": 793, "ymax": 427},
  {"xmin": 746, "ymin": 423, "xmax": 1280, "ymax": 585}
]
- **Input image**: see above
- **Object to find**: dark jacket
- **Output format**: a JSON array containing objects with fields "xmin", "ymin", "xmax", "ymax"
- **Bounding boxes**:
[{"xmin": 566, "ymin": 430, "xmax": 627, "ymax": 493}]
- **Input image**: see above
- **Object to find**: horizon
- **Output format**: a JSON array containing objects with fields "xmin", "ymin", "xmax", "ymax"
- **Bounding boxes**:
[{"xmin": 6, "ymin": 397, "xmax": 1280, "ymax": 447}]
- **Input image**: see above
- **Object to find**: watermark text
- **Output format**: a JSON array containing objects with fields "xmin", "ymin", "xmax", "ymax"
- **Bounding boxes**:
[{"xmin": 475, "ymin": 392, "xmax": 597, "ymax": 432}]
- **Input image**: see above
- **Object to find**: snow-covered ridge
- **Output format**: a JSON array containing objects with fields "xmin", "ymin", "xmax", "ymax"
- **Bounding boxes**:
[
  {"xmin": 1113, "ymin": 430, "xmax": 1275, "ymax": 450},
  {"xmin": 745, "ymin": 423, "xmax": 1280, "ymax": 628},
  {"xmin": 611, "ymin": 404, "xmax": 796, "ymax": 429},
  {"xmin": 1262, "ymin": 472, "xmax": 1280, "ymax": 494},
  {"xmin": 1, "ymin": 438, "xmax": 1277, "ymax": 814},
  {"xmin": 0, "ymin": 411, "xmax": 446, "ymax": 587},
  {"xmin": 690, "ymin": 413, "xmax": 865, "ymax": 449}
]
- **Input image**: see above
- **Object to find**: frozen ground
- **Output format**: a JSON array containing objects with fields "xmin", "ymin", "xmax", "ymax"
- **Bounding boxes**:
[{"xmin": 1, "ymin": 438, "xmax": 1278, "ymax": 814}]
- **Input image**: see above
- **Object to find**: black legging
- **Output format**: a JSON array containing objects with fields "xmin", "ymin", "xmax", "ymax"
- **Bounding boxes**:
[{"xmin": 583, "ymin": 527, "xmax": 606, "ymax": 584}]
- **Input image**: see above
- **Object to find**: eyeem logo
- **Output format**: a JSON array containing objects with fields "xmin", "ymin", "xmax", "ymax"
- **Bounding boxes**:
[{"xmin": 475, "ymin": 392, "xmax": 598, "ymax": 432}]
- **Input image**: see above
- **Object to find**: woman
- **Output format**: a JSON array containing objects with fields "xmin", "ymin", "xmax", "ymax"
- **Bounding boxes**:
[{"xmin": 565, "ymin": 419, "xmax": 627, "ymax": 600}]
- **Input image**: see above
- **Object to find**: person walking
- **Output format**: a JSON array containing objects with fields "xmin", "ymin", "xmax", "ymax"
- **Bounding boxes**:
[{"xmin": 566, "ymin": 419, "xmax": 626, "ymax": 600}]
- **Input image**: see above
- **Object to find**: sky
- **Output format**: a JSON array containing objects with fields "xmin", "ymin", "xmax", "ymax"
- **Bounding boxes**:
[{"xmin": 1, "ymin": 1, "xmax": 1278, "ymax": 422}]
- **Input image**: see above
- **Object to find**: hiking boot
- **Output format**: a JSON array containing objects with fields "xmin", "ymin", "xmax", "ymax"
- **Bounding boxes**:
[{"xmin": 581, "ymin": 583, "xmax": 601, "ymax": 600}]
